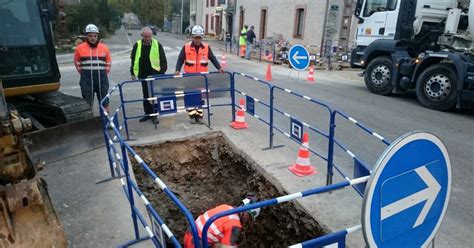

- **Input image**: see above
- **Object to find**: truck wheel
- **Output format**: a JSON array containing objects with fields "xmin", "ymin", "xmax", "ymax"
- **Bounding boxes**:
[
  {"xmin": 416, "ymin": 64, "xmax": 457, "ymax": 111},
  {"xmin": 364, "ymin": 57, "xmax": 393, "ymax": 95}
]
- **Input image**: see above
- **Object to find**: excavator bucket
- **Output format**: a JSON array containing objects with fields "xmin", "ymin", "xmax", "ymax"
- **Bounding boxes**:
[
  {"xmin": 0, "ymin": 177, "xmax": 67, "ymax": 248},
  {"xmin": 0, "ymin": 116, "xmax": 103, "ymax": 248},
  {"xmin": 0, "ymin": 82, "xmax": 103, "ymax": 247},
  {"xmin": 23, "ymin": 116, "xmax": 104, "ymax": 164}
]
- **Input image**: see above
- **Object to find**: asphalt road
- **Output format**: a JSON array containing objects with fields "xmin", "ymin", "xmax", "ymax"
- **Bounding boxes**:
[{"xmin": 58, "ymin": 27, "xmax": 473, "ymax": 247}]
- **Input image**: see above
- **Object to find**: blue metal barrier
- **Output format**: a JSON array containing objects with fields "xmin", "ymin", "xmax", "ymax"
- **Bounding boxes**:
[
  {"xmin": 232, "ymin": 72, "xmax": 273, "ymax": 148},
  {"xmin": 271, "ymin": 85, "xmax": 333, "ymax": 167},
  {"xmin": 201, "ymin": 176, "xmax": 370, "ymax": 248},
  {"xmin": 99, "ymin": 70, "xmax": 398, "ymax": 247},
  {"xmin": 100, "ymin": 79, "xmax": 203, "ymax": 247},
  {"xmin": 289, "ymin": 225, "xmax": 362, "ymax": 248}
]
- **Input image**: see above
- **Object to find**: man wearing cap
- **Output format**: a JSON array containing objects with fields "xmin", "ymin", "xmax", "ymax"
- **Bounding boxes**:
[
  {"xmin": 183, "ymin": 193, "xmax": 260, "ymax": 248},
  {"xmin": 174, "ymin": 25, "xmax": 223, "ymax": 124},
  {"xmin": 74, "ymin": 24, "xmax": 111, "ymax": 112}
]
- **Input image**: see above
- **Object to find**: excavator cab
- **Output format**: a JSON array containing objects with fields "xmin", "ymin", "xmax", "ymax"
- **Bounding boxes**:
[
  {"xmin": 1, "ymin": 0, "xmax": 101, "ymax": 247},
  {"xmin": 1, "ymin": 0, "xmax": 92, "ymax": 128}
]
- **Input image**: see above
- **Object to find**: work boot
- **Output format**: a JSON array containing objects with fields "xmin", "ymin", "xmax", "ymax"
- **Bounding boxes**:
[
  {"xmin": 195, "ymin": 116, "xmax": 204, "ymax": 125},
  {"xmin": 189, "ymin": 116, "xmax": 196, "ymax": 124}
]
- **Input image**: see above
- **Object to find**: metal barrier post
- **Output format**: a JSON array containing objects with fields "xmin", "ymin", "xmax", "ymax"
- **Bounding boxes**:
[
  {"xmin": 230, "ymin": 73, "xmax": 236, "ymax": 121},
  {"xmin": 204, "ymin": 75, "xmax": 212, "ymax": 127},
  {"xmin": 269, "ymin": 86, "xmax": 275, "ymax": 149},
  {"xmin": 100, "ymin": 109, "xmax": 116, "ymax": 178},
  {"xmin": 326, "ymin": 111, "xmax": 336, "ymax": 186},
  {"xmin": 121, "ymin": 142, "xmax": 140, "ymax": 239},
  {"xmin": 119, "ymin": 84, "xmax": 130, "ymax": 140}
]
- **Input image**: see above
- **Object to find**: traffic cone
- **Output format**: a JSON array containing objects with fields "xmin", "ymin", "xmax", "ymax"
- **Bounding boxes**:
[
  {"xmin": 289, "ymin": 133, "xmax": 318, "ymax": 176},
  {"xmin": 307, "ymin": 65, "xmax": 315, "ymax": 82},
  {"xmin": 265, "ymin": 64, "xmax": 272, "ymax": 81},
  {"xmin": 221, "ymin": 53, "xmax": 227, "ymax": 68},
  {"xmin": 230, "ymin": 98, "xmax": 249, "ymax": 130}
]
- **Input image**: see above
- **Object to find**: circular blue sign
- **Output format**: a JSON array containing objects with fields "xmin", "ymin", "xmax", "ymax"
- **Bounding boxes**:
[
  {"xmin": 362, "ymin": 132, "xmax": 451, "ymax": 248},
  {"xmin": 288, "ymin": 45, "xmax": 310, "ymax": 71}
]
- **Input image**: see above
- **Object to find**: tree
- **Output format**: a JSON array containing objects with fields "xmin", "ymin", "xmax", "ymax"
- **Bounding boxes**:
[
  {"xmin": 133, "ymin": 0, "xmax": 172, "ymax": 28},
  {"xmin": 64, "ymin": 0, "xmax": 121, "ymax": 36}
]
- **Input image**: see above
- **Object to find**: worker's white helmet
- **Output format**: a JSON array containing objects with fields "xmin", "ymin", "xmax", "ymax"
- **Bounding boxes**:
[
  {"xmin": 242, "ymin": 193, "xmax": 260, "ymax": 220},
  {"xmin": 85, "ymin": 24, "xmax": 100, "ymax": 34},
  {"xmin": 191, "ymin": 25, "xmax": 205, "ymax": 37}
]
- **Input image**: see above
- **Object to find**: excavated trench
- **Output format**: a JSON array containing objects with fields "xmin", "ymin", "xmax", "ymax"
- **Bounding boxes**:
[{"xmin": 132, "ymin": 132, "xmax": 323, "ymax": 247}]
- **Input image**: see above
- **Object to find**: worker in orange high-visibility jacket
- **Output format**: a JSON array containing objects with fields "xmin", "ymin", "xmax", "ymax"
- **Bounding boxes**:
[
  {"xmin": 74, "ymin": 24, "xmax": 111, "ymax": 112},
  {"xmin": 175, "ymin": 25, "xmax": 224, "ymax": 124},
  {"xmin": 183, "ymin": 193, "xmax": 261, "ymax": 248}
]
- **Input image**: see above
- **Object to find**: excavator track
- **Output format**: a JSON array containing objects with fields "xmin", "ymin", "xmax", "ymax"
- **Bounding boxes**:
[{"xmin": 9, "ymin": 91, "xmax": 93, "ymax": 128}]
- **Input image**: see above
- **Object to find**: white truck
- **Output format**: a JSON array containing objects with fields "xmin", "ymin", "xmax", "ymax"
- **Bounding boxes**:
[{"xmin": 351, "ymin": 0, "xmax": 474, "ymax": 111}]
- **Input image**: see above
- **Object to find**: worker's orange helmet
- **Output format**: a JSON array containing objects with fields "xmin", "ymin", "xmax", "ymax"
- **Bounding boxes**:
[{"xmin": 241, "ymin": 193, "xmax": 260, "ymax": 220}]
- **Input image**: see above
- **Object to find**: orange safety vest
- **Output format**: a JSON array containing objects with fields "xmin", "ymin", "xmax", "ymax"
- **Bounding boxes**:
[
  {"xmin": 185, "ymin": 204, "xmax": 241, "ymax": 247},
  {"xmin": 74, "ymin": 42, "xmax": 111, "ymax": 74},
  {"xmin": 184, "ymin": 42, "xmax": 209, "ymax": 73}
]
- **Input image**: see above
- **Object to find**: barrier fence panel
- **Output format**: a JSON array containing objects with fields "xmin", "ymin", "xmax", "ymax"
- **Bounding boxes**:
[
  {"xmin": 328, "ymin": 110, "xmax": 392, "ymax": 192},
  {"xmin": 271, "ymin": 85, "xmax": 333, "ymax": 174},
  {"xmin": 232, "ymin": 72, "xmax": 273, "ymax": 148}
]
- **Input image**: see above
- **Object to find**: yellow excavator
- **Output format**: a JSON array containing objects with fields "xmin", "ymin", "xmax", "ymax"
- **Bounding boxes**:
[{"xmin": 1, "ymin": 0, "xmax": 99, "ymax": 246}]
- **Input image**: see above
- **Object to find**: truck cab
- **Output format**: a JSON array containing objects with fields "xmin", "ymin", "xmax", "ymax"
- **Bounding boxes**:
[{"xmin": 351, "ymin": 0, "xmax": 474, "ymax": 111}]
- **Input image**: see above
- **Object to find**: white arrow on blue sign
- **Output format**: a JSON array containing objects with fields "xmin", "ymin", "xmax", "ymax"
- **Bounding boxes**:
[
  {"xmin": 289, "ymin": 45, "xmax": 310, "ymax": 71},
  {"xmin": 362, "ymin": 132, "xmax": 451, "ymax": 248}
]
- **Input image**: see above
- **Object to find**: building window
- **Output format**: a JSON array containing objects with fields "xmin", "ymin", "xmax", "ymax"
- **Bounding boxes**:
[
  {"xmin": 260, "ymin": 8, "xmax": 267, "ymax": 40},
  {"xmin": 294, "ymin": 8, "xmax": 305, "ymax": 38},
  {"xmin": 211, "ymin": 0, "xmax": 215, "ymax": 7},
  {"xmin": 206, "ymin": 0, "xmax": 209, "ymax": 7},
  {"xmin": 218, "ymin": 0, "xmax": 226, "ymax": 5},
  {"xmin": 211, "ymin": 14, "xmax": 214, "ymax": 30}
]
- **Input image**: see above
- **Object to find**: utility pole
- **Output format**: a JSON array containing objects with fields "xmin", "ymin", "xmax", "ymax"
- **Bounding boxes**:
[
  {"xmin": 320, "ymin": 0, "xmax": 330, "ymax": 57},
  {"xmin": 181, "ymin": 0, "xmax": 184, "ymax": 34}
]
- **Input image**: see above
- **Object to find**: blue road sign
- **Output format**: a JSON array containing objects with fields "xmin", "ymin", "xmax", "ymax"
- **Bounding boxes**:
[
  {"xmin": 289, "ymin": 45, "xmax": 310, "ymax": 71},
  {"xmin": 156, "ymin": 96, "xmax": 177, "ymax": 115},
  {"xmin": 290, "ymin": 118, "xmax": 303, "ymax": 142},
  {"xmin": 362, "ymin": 132, "xmax": 451, "ymax": 248}
]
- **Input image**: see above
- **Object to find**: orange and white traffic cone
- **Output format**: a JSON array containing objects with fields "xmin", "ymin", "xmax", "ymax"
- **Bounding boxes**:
[
  {"xmin": 289, "ymin": 133, "xmax": 318, "ymax": 176},
  {"xmin": 307, "ymin": 65, "xmax": 315, "ymax": 82},
  {"xmin": 221, "ymin": 53, "xmax": 227, "ymax": 68},
  {"xmin": 230, "ymin": 98, "xmax": 249, "ymax": 130},
  {"xmin": 265, "ymin": 64, "xmax": 272, "ymax": 81}
]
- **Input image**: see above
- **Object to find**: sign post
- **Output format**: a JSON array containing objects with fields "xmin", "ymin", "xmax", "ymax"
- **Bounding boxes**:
[{"xmin": 362, "ymin": 132, "xmax": 451, "ymax": 247}]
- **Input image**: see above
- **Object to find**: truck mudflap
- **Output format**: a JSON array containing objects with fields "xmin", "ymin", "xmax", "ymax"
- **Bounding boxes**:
[{"xmin": 23, "ymin": 116, "xmax": 104, "ymax": 164}]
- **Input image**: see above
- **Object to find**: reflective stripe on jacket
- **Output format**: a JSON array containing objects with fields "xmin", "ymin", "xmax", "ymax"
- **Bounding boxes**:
[
  {"xmin": 195, "ymin": 204, "xmax": 241, "ymax": 245},
  {"xmin": 74, "ymin": 42, "xmax": 111, "ymax": 74},
  {"xmin": 133, "ymin": 39, "xmax": 161, "ymax": 77},
  {"xmin": 184, "ymin": 42, "xmax": 209, "ymax": 73}
]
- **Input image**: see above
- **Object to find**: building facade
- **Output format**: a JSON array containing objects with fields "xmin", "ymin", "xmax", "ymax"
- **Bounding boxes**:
[
  {"xmin": 231, "ymin": 0, "xmax": 358, "ymax": 53},
  {"xmin": 190, "ymin": 0, "xmax": 236, "ymax": 39}
]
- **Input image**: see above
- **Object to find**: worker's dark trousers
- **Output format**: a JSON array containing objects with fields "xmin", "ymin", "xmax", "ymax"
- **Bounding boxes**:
[
  {"xmin": 141, "ymin": 80, "xmax": 154, "ymax": 115},
  {"xmin": 80, "ymin": 70, "xmax": 109, "ymax": 108}
]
